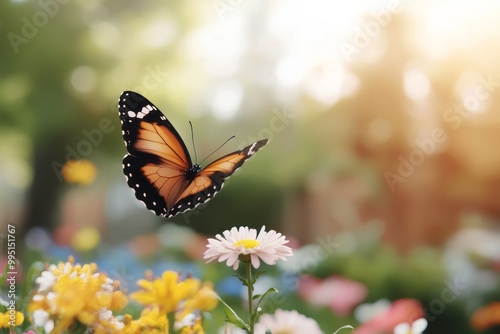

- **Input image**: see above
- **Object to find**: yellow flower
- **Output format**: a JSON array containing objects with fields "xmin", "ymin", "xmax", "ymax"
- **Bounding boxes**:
[
  {"xmin": 179, "ymin": 282, "xmax": 218, "ymax": 319},
  {"xmin": 62, "ymin": 159, "xmax": 97, "ymax": 184},
  {"xmin": 71, "ymin": 227, "xmax": 101, "ymax": 251},
  {"xmin": 28, "ymin": 256, "xmax": 128, "ymax": 333},
  {"xmin": 123, "ymin": 306, "xmax": 168, "ymax": 334},
  {"xmin": 0, "ymin": 310, "xmax": 24, "ymax": 327},
  {"xmin": 130, "ymin": 271, "xmax": 200, "ymax": 314},
  {"xmin": 127, "ymin": 270, "xmax": 217, "ymax": 333}
]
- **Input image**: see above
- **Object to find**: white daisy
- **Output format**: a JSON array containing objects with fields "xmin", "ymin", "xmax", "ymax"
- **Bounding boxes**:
[
  {"xmin": 254, "ymin": 309, "xmax": 323, "ymax": 334},
  {"xmin": 204, "ymin": 226, "xmax": 293, "ymax": 270},
  {"xmin": 394, "ymin": 318, "xmax": 428, "ymax": 334}
]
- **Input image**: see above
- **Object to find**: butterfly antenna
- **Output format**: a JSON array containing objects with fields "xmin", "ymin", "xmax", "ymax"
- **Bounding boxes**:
[
  {"xmin": 199, "ymin": 135, "xmax": 236, "ymax": 165},
  {"xmin": 189, "ymin": 121, "xmax": 198, "ymax": 163}
]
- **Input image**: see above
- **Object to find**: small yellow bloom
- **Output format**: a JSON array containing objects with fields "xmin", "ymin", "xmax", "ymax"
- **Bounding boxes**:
[
  {"xmin": 71, "ymin": 227, "xmax": 101, "ymax": 251},
  {"xmin": 180, "ymin": 282, "xmax": 218, "ymax": 319},
  {"xmin": 0, "ymin": 310, "xmax": 24, "ymax": 327},
  {"xmin": 62, "ymin": 159, "xmax": 97, "ymax": 184},
  {"xmin": 123, "ymin": 306, "xmax": 168, "ymax": 334},
  {"xmin": 130, "ymin": 271, "xmax": 200, "ymax": 314}
]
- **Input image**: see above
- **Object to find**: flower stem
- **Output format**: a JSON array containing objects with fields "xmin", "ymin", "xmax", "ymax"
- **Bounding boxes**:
[
  {"xmin": 246, "ymin": 262, "xmax": 254, "ymax": 334},
  {"xmin": 168, "ymin": 311, "xmax": 175, "ymax": 333}
]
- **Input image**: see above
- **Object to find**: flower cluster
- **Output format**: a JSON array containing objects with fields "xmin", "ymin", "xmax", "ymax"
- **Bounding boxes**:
[
  {"xmin": 10, "ymin": 225, "xmax": 438, "ymax": 334},
  {"xmin": 28, "ymin": 256, "xmax": 127, "ymax": 333},
  {"xmin": 128, "ymin": 270, "xmax": 218, "ymax": 333},
  {"xmin": 26, "ymin": 256, "xmax": 217, "ymax": 334}
]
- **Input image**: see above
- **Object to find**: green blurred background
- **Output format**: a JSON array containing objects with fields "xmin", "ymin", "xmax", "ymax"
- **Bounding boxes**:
[{"xmin": 1, "ymin": 0, "xmax": 500, "ymax": 333}]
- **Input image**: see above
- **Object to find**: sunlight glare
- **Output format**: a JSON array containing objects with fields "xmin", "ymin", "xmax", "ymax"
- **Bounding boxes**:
[
  {"xmin": 90, "ymin": 21, "xmax": 120, "ymax": 50},
  {"xmin": 275, "ymin": 57, "xmax": 306, "ymax": 89},
  {"xmin": 211, "ymin": 81, "xmax": 243, "ymax": 120},
  {"xmin": 305, "ymin": 64, "xmax": 359, "ymax": 106},
  {"xmin": 141, "ymin": 19, "xmax": 177, "ymax": 48},
  {"xmin": 71, "ymin": 66, "xmax": 97, "ymax": 93},
  {"xmin": 184, "ymin": 20, "xmax": 243, "ymax": 77},
  {"xmin": 410, "ymin": 0, "xmax": 500, "ymax": 60},
  {"xmin": 403, "ymin": 66, "xmax": 431, "ymax": 101},
  {"xmin": 455, "ymin": 71, "xmax": 489, "ymax": 114}
]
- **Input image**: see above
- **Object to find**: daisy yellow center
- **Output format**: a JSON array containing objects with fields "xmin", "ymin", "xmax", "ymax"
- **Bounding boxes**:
[{"xmin": 234, "ymin": 239, "xmax": 259, "ymax": 249}]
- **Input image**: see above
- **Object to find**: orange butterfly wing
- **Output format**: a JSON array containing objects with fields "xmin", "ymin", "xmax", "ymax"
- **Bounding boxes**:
[
  {"xmin": 168, "ymin": 139, "xmax": 269, "ymax": 217},
  {"xmin": 119, "ymin": 91, "xmax": 193, "ymax": 216}
]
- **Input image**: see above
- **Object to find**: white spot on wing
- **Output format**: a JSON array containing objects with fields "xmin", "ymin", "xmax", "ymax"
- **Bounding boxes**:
[
  {"xmin": 128, "ymin": 111, "xmax": 136, "ymax": 117},
  {"xmin": 248, "ymin": 142, "xmax": 257, "ymax": 155}
]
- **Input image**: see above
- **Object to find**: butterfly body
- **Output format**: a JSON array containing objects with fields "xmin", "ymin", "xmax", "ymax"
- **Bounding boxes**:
[
  {"xmin": 118, "ymin": 91, "xmax": 268, "ymax": 219},
  {"xmin": 186, "ymin": 164, "xmax": 202, "ymax": 180}
]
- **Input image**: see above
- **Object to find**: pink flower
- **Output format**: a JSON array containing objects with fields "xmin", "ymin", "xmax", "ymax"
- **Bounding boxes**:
[
  {"xmin": 353, "ymin": 299, "xmax": 424, "ymax": 334},
  {"xmin": 298, "ymin": 275, "xmax": 367, "ymax": 316},
  {"xmin": 23, "ymin": 331, "xmax": 36, "ymax": 334}
]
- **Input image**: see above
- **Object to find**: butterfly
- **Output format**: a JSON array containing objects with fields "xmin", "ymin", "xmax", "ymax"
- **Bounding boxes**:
[{"xmin": 118, "ymin": 91, "xmax": 268, "ymax": 219}]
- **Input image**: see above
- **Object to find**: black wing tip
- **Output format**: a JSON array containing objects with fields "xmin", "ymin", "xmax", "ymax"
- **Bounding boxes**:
[
  {"xmin": 258, "ymin": 138, "xmax": 269, "ymax": 145},
  {"xmin": 120, "ymin": 90, "xmax": 143, "ymax": 99},
  {"xmin": 251, "ymin": 138, "xmax": 269, "ymax": 151}
]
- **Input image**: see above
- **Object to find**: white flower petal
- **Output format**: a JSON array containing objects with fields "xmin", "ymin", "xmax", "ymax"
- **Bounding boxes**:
[
  {"xmin": 251, "ymin": 254, "xmax": 261, "ymax": 268},
  {"xmin": 412, "ymin": 318, "xmax": 428, "ymax": 333},
  {"xmin": 255, "ymin": 309, "xmax": 322, "ymax": 334},
  {"xmin": 394, "ymin": 323, "xmax": 410, "ymax": 334},
  {"xmin": 33, "ymin": 310, "xmax": 50, "ymax": 327}
]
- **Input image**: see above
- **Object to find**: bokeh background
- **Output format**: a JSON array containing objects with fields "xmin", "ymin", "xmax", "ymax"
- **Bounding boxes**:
[{"xmin": 1, "ymin": 0, "xmax": 500, "ymax": 333}]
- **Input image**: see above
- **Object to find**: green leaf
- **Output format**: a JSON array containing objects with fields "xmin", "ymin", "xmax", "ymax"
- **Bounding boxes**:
[
  {"xmin": 254, "ymin": 287, "xmax": 279, "ymax": 318},
  {"xmin": 332, "ymin": 325, "xmax": 354, "ymax": 334},
  {"xmin": 20, "ymin": 261, "xmax": 44, "ymax": 308},
  {"xmin": 253, "ymin": 294, "xmax": 262, "ymax": 300},
  {"xmin": 0, "ymin": 262, "xmax": 9, "ymax": 282},
  {"xmin": 233, "ymin": 274, "xmax": 249, "ymax": 287},
  {"xmin": 217, "ymin": 295, "xmax": 250, "ymax": 331}
]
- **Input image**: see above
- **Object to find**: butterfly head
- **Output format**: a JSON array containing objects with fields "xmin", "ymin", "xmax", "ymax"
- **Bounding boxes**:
[{"xmin": 186, "ymin": 164, "xmax": 202, "ymax": 181}]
